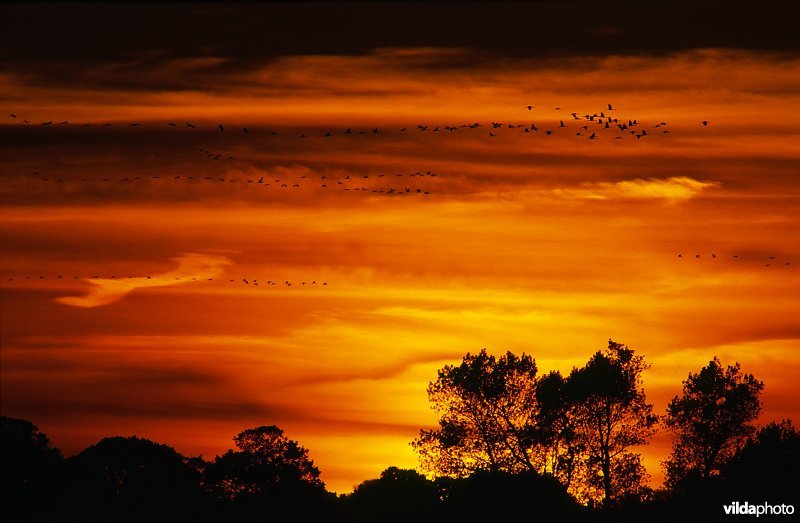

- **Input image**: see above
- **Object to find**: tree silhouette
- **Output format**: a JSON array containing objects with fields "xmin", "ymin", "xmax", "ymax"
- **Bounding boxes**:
[
  {"xmin": 663, "ymin": 357, "xmax": 764, "ymax": 487},
  {"xmin": 65, "ymin": 435, "xmax": 203, "ymax": 519},
  {"xmin": 412, "ymin": 349, "xmax": 541, "ymax": 477},
  {"xmin": 202, "ymin": 425, "xmax": 329, "ymax": 518},
  {"xmin": 344, "ymin": 467, "xmax": 440, "ymax": 520},
  {"xmin": 1, "ymin": 416, "xmax": 63, "ymax": 520},
  {"xmin": 565, "ymin": 340, "xmax": 658, "ymax": 507},
  {"xmin": 535, "ymin": 370, "xmax": 583, "ymax": 490}
]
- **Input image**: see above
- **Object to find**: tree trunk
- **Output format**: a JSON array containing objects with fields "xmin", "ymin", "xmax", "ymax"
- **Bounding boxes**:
[{"xmin": 602, "ymin": 455, "xmax": 612, "ymax": 509}]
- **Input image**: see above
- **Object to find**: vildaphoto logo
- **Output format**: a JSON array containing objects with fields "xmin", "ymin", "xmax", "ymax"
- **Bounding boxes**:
[{"xmin": 723, "ymin": 501, "xmax": 795, "ymax": 517}]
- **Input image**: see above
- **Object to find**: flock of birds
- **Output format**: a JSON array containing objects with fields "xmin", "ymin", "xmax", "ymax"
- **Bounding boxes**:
[
  {"xmin": 13, "ymin": 103, "xmax": 788, "ymax": 296},
  {"xmin": 8, "ymin": 103, "xmax": 710, "ymax": 199},
  {"xmin": 677, "ymin": 253, "xmax": 791, "ymax": 267},
  {"xmin": 8, "ymin": 104, "xmax": 709, "ymax": 141},
  {"xmin": 3, "ymin": 273, "xmax": 328, "ymax": 288},
  {"xmin": 27, "ymin": 169, "xmax": 440, "ymax": 196}
]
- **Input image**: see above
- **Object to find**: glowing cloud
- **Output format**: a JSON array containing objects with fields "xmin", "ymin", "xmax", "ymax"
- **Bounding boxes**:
[
  {"xmin": 552, "ymin": 176, "xmax": 719, "ymax": 202},
  {"xmin": 56, "ymin": 253, "xmax": 231, "ymax": 308}
]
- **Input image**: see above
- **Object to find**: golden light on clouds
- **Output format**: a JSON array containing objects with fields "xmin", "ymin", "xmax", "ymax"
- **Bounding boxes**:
[{"xmin": 550, "ymin": 176, "xmax": 720, "ymax": 202}]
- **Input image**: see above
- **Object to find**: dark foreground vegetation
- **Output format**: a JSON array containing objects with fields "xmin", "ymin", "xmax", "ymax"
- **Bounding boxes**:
[{"xmin": 3, "ymin": 341, "xmax": 798, "ymax": 521}]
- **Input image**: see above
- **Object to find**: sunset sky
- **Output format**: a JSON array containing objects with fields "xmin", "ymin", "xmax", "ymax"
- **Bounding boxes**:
[{"xmin": 1, "ymin": 2, "xmax": 798, "ymax": 493}]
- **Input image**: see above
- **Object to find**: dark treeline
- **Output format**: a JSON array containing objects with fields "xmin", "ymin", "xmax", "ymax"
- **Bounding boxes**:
[{"xmin": 2, "ymin": 340, "xmax": 798, "ymax": 521}]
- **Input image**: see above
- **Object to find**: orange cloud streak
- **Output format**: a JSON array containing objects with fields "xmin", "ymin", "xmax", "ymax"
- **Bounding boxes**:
[{"xmin": 55, "ymin": 253, "xmax": 231, "ymax": 307}]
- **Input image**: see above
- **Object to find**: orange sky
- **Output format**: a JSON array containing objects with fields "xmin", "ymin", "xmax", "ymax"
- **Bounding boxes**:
[{"xmin": 1, "ymin": 47, "xmax": 799, "ymax": 493}]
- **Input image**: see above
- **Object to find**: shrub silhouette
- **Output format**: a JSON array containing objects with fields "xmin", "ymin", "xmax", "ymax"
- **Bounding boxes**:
[{"xmin": 437, "ymin": 470, "xmax": 584, "ymax": 520}]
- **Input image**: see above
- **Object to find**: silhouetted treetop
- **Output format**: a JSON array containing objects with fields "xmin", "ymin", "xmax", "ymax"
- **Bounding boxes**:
[
  {"xmin": 413, "ymin": 341, "xmax": 657, "ymax": 509},
  {"xmin": 204, "ymin": 424, "xmax": 324, "ymax": 505},
  {"xmin": 565, "ymin": 340, "xmax": 657, "ymax": 507},
  {"xmin": 67, "ymin": 435, "xmax": 202, "ymax": 515},
  {"xmin": 1, "ymin": 416, "xmax": 63, "ymax": 519},
  {"xmin": 413, "ymin": 349, "xmax": 541, "ymax": 477},
  {"xmin": 345, "ymin": 467, "xmax": 440, "ymax": 520},
  {"xmin": 664, "ymin": 356, "xmax": 764, "ymax": 487}
]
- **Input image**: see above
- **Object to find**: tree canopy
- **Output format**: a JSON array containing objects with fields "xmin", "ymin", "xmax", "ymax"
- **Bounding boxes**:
[
  {"xmin": 566, "ymin": 341, "xmax": 658, "ymax": 507},
  {"xmin": 66, "ymin": 435, "xmax": 203, "ymax": 518},
  {"xmin": 663, "ymin": 356, "xmax": 764, "ymax": 487},
  {"xmin": 203, "ymin": 424, "xmax": 327, "ymax": 514},
  {"xmin": 412, "ymin": 349, "xmax": 541, "ymax": 477},
  {"xmin": 413, "ymin": 340, "xmax": 658, "ymax": 508}
]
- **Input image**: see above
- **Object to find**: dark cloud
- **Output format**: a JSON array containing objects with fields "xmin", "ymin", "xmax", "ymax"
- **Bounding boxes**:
[
  {"xmin": 2, "ymin": 2, "xmax": 797, "ymax": 91},
  {"xmin": 3, "ymin": 2, "xmax": 796, "ymax": 62}
]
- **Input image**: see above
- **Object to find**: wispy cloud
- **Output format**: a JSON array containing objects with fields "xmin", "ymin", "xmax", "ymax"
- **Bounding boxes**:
[
  {"xmin": 56, "ymin": 253, "xmax": 231, "ymax": 307},
  {"xmin": 551, "ymin": 176, "xmax": 719, "ymax": 203}
]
